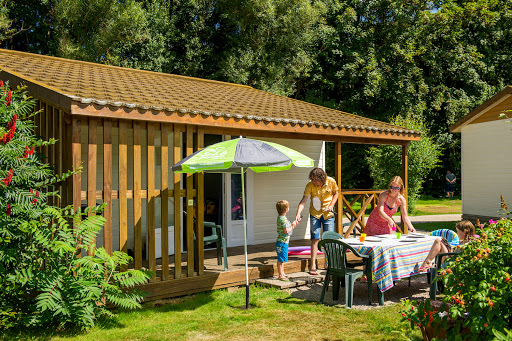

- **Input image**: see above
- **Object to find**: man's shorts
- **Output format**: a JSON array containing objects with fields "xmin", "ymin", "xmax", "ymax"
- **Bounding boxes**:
[
  {"xmin": 276, "ymin": 241, "xmax": 289, "ymax": 263},
  {"xmin": 310, "ymin": 215, "xmax": 335, "ymax": 240},
  {"xmin": 445, "ymin": 183, "xmax": 455, "ymax": 192}
]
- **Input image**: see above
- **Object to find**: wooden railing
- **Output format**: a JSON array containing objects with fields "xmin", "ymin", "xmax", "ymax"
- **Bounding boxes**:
[{"xmin": 338, "ymin": 189, "xmax": 383, "ymax": 238}]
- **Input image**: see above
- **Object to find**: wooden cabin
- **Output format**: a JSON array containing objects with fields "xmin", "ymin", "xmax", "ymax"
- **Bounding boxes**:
[
  {"xmin": 450, "ymin": 86, "xmax": 512, "ymax": 222},
  {"xmin": 0, "ymin": 49, "xmax": 420, "ymax": 299}
]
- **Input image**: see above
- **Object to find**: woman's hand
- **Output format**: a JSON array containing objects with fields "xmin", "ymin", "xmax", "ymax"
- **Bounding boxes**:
[{"xmin": 387, "ymin": 220, "xmax": 395, "ymax": 229}]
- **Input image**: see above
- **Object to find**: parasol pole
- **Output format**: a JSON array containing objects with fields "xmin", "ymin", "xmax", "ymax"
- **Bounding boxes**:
[{"xmin": 241, "ymin": 167, "xmax": 250, "ymax": 309}]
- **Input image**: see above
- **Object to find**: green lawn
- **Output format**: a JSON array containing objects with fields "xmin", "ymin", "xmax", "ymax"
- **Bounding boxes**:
[
  {"xmin": 3, "ymin": 286, "xmax": 422, "ymax": 341},
  {"xmin": 4, "ymin": 195, "xmax": 459, "ymax": 341},
  {"xmin": 350, "ymin": 195, "xmax": 461, "ymax": 217}
]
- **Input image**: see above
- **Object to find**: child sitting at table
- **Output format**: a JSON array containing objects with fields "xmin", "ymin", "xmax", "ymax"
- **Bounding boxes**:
[
  {"xmin": 276, "ymin": 200, "xmax": 298, "ymax": 281},
  {"xmin": 418, "ymin": 220, "xmax": 475, "ymax": 272}
]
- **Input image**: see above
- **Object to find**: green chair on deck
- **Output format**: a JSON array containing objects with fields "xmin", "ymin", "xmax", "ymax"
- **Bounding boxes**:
[
  {"xmin": 321, "ymin": 231, "xmax": 344, "ymax": 241},
  {"xmin": 318, "ymin": 239, "xmax": 379, "ymax": 308},
  {"xmin": 203, "ymin": 222, "xmax": 228, "ymax": 271}
]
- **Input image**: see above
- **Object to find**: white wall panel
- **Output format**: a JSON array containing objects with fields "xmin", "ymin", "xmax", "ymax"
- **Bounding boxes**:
[{"xmin": 461, "ymin": 120, "xmax": 512, "ymax": 218}]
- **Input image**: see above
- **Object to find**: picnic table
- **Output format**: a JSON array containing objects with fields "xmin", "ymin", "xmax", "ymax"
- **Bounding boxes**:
[{"xmin": 344, "ymin": 233, "xmax": 438, "ymax": 303}]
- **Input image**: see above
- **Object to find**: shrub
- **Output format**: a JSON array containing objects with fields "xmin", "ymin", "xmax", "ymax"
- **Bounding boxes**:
[
  {"xmin": 0, "ymin": 80, "xmax": 150, "ymax": 330},
  {"xmin": 366, "ymin": 114, "xmax": 442, "ymax": 210},
  {"xmin": 400, "ymin": 205, "xmax": 512, "ymax": 340}
]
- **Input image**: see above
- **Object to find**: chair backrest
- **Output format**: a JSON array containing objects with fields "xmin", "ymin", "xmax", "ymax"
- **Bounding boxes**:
[
  {"xmin": 429, "ymin": 229, "xmax": 459, "ymax": 247},
  {"xmin": 321, "ymin": 231, "xmax": 343, "ymax": 240},
  {"xmin": 318, "ymin": 239, "xmax": 368, "ymax": 274}
]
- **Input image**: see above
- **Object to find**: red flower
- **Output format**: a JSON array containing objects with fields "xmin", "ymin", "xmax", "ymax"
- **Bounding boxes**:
[
  {"xmin": 1, "ymin": 169, "xmax": 13, "ymax": 185},
  {"xmin": 6, "ymin": 203, "xmax": 11, "ymax": 216},
  {"xmin": 1, "ymin": 113, "xmax": 17, "ymax": 144},
  {"xmin": 0, "ymin": 80, "xmax": 3, "ymax": 88},
  {"xmin": 35, "ymin": 190, "xmax": 39, "ymax": 198},
  {"xmin": 5, "ymin": 90, "xmax": 11, "ymax": 106}
]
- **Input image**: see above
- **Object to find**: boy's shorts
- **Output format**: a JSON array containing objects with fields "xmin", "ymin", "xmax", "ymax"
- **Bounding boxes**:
[
  {"xmin": 276, "ymin": 241, "xmax": 289, "ymax": 263},
  {"xmin": 310, "ymin": 215, "xmax": 335, "ymax": 240}
]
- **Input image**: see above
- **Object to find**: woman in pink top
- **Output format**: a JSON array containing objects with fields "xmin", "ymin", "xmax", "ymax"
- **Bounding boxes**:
[{"xmin": 364, "ymin": 176, "xmax": 416, "ymax": 236}]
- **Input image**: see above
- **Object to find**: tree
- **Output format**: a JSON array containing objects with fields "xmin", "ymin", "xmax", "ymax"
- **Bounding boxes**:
[
  {"xmin": 366, "ymin": 114, "xmax": 442, "ymax": 210},
  {"xmin": 0, "ymin": 0, "xmax": 15, "ymax": 43}
]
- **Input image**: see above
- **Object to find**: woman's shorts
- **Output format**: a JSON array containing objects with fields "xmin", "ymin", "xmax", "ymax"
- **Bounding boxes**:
[{"xmin": 276, "ymin": 241, "xmax": 289, "ymax": 263}]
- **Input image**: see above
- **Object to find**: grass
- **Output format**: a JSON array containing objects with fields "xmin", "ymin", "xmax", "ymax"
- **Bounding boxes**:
[
  {"xmin": 4, "ymin": 196, "xmax": 458, "ymax": 341},
  {"xmin": 349, "ymin": 195, "xmax": 461, "ymax": 217},
  {"xmin": 4, "ymin": 286, "xmax": 423, "ymax": 341},
  {"xmin": 410, "ymin": 196, "xmax": 461, "ymax": 216},
  {"xmin": 413, "ymin": 221, "xmax": 459, "ymax": 233}
]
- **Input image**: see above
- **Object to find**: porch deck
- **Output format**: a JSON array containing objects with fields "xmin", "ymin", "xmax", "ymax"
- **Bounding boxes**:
[{"xmin": 137, "ymin": 239, "xmax": 329, "ymax": 301}]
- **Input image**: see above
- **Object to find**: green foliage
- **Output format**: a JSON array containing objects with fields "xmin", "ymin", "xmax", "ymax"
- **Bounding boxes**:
[
  {"xmin": 366, "ymin": 114, "xmax": 442, "ymax": 210},
  {"xmin": 401, "ymin": 213, "xmax": 512, "ymax": 339},
  {"xmin": 52, "ymin": 0, "xmax": 148, "ymax": 62},
  {"xmin": 0, "ymin": 0, "xmax": 15, "ymax": 43},
  {"xmin": 0, "ymin": 82, "xmax": 151, "ymax": 331},
  {"xmin": 5, "ymin": 0, "xmax": 512, "ymax": 193}
]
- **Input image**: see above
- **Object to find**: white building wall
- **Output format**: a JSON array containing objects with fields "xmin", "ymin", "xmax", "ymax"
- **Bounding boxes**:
[
  {"xmin": 251, "ymin": 138, "xmax": 324, "ymax": 244},
  {"xmin": 461, "ymin": 120, "xmax": 512, "ymax": 218}
]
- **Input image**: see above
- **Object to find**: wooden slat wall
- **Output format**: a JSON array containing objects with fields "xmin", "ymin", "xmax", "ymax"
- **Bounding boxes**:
[
  {"xmin": 195, "ymin": 129, "xmax": 204, "ymax": 275},
  {"xmin": 186, "ymin": 125, "xmax": 194, "ymax": 277},
  {"xmin": 174, "ymin": 125, "xmax": 182, "ymax": 279},
  {"xmin": 72, "ymin": 117, "xmax": 81, "ymax": 214},
  {"xmin": 133, "ymin": 122, "xmax": 143, "ymax": 269},
  {"xmin": 147, "ymin": 123, "xmax": 156, "ymax": 282},
  {"xmin": 119, "ymin": 120, "xmax": 129, "ymax": 270},
  {"xmin": 44, "ymin": 115, "xmax": 202, "ymax": 282},
  {"xmin": 103, "ymin": 119, "xmax": 113, "ymax": 254},
  {"xmin": 48, "ymin": 106, "xmax": 55, "ymax": 207},
  {"xmin": 161, "ymin": 123, "xmax": 170, "ymax": 280},
  {"xmin": 55, "ymin": 108, "xmax": 62, "ymax": 208}
]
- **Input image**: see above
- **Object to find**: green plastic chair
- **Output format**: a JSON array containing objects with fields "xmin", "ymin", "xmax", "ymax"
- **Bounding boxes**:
[
  {"xmin": 429, "ymin": 251, "xmax": 459, "ymax": 300},
  {"xmin": 198, "ymin": 222, "xmax": 228, "ymax": 271},
  {"xmin": 318, "ymin": 239, "xmax": 379, "ymax": 308},
  {"xmin": 321, "ymin": 231, "xmax": 344, "ymax": 240}
]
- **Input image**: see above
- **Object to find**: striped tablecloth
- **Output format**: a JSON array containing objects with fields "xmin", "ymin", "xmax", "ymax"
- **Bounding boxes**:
[{"xmin": 344, "ymin": 234, "xmax": 438, "ymax": 292}]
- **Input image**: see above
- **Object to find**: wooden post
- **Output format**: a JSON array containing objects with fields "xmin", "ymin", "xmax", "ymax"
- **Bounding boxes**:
[
  {"xmin": 55, "ymin": 109, "xmax": 62, "ymax": 208},
  {"xmin": 186, "ymin": 125, "xmax": 194, "ymax": 277},
  {"xmin": 72, "ymin": 116, "xmax": 81, "ymax": 255},
  {"xmin": 161, "ymin": 123, "xmax": 170, "ymax": 280},
  {"xmin": 87, "ymin": 117, "xmax": 97, "ymax": 255},
  {"xmin": 196, "ymin": 128, "xmax": 204, "ymax": 275},
  {"xmin": 133, "ymin": 121, "xmax": 142, "ymax": 269},
  {"xmin": 48, "ymin": 106, "xmax": 55, "ymax": 207},
  {"xmin": 173, "ymin": 126, "xmax": 182, "ymax": 279},
  {"xmin": 119, "ymin": 120, "xmax": 128, "ymax": 269},
  {"xmin": 334, "ymin": 141, "xmax": 342, "ymax": 234},
  {"xmin": 402, "ymin": 143, "xmax": 409, "ymax": 233},
  {"xmin": 103, "ymin": 119, "xmax": 113, "ymax": 254},
  {"xmin": 148, "ymin": 123, "xmax": 156, "ymax": 282}
]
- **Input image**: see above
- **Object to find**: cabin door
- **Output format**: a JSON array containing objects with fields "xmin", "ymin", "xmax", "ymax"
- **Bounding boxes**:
[{"xmin": 224, "ymin": 171, "xmax": 253, "ymax": 247}]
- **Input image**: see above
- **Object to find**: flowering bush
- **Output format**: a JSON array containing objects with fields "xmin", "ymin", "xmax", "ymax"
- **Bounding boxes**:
[
  {"xmin": 401, "ymin": 208, "xmax": 512, "ymax": 340},
  {"xmin": 0, "ymin": 81, "xmax": 150, "ymax": 330}
]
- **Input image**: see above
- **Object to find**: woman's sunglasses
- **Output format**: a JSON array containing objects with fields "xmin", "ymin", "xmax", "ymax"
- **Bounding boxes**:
[{"xmin": 390, "ymin": 186, "xmax": 401, "ymax": 190}]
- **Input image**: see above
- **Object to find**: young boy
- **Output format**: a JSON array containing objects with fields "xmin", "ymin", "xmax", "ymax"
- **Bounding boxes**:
[{"xmin": 276, "ymin": 200, "xmax": 298, "ymax": 281}]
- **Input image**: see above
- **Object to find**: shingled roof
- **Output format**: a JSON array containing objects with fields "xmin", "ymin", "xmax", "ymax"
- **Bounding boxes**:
[{"xmin": 0, "ymin": 49, "xmax": 420, "ymax": 143}]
